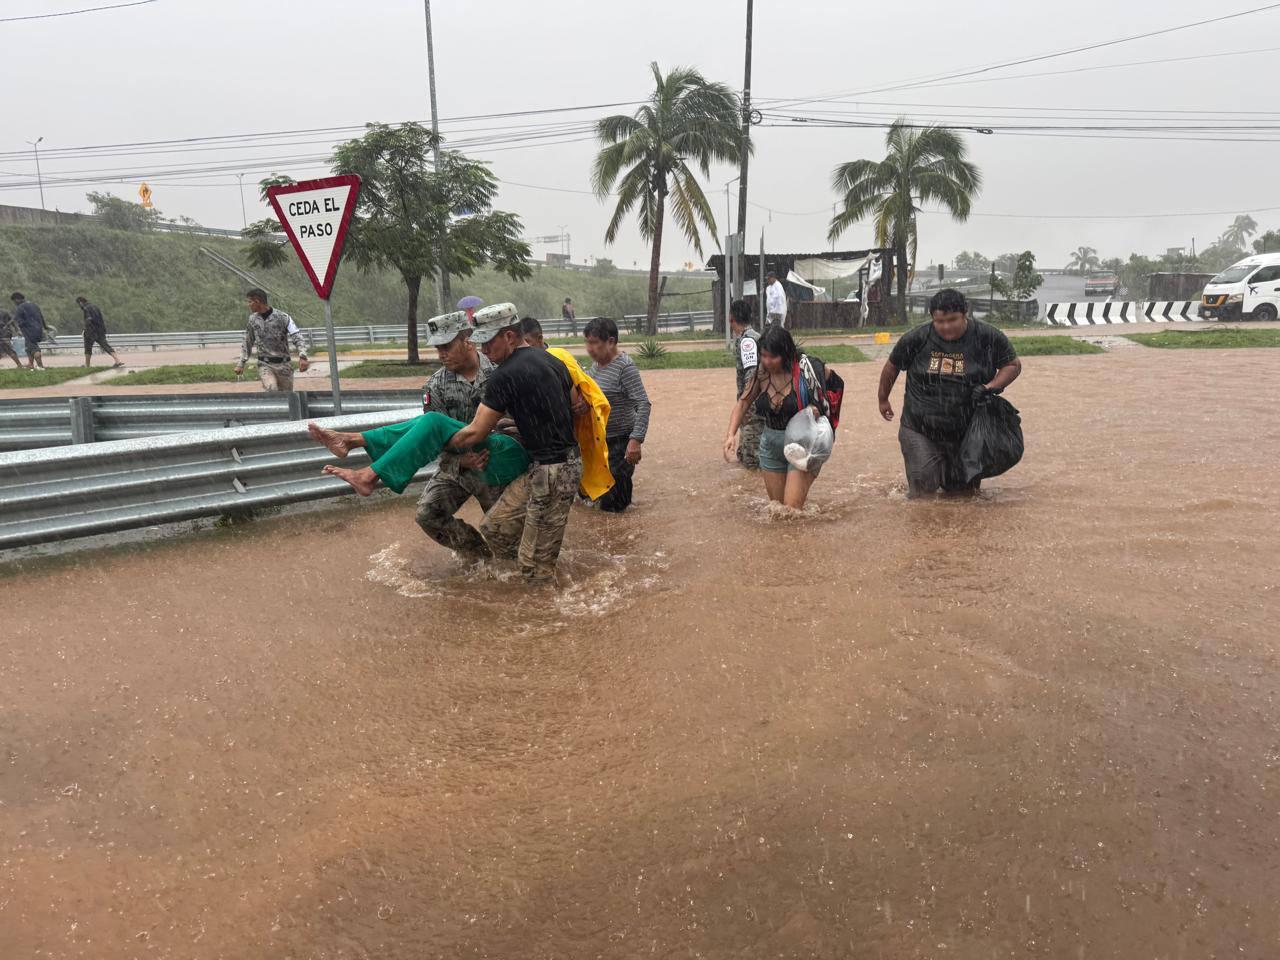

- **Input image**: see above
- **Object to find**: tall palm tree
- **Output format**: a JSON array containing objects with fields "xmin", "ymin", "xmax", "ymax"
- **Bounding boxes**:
[
  {"xmin": 1066, "ymin": 246, "xmax": 1100, "ymax": 275},
  {"xmin": 827, "ymin": 119, "xmax": 981, "ymax": 323},
  {"xmin": 593, "ymin": 63, "xmax": 743, "ymax": 335},
  {"xmin": 1221, "ymin": 214, "xmax": 1258, "ymax": 249}
]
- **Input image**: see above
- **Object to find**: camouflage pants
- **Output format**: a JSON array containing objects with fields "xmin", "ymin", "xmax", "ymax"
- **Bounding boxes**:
[
  {"xmin": 479, "ymin": 452, "xmax": 583, "ymax": 584},
  {"xmin": 415, "ymin": 454, "xmax": 505, "ymax": 556},
  {"xmin": 258, "ymin": 362, "xmax": 294, "ymax": 391},
  {"xmin": 737, "ymin": 411, "xmax": 765, "ymax": 470}
]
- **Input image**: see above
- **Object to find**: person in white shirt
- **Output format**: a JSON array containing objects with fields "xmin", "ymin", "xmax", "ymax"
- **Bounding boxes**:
[{"xmin": 765, "ymin": 271, "xmax": 788, "ymax": 328}]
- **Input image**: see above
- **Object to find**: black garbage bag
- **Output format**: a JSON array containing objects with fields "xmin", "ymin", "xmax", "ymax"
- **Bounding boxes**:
[{"xmin": 961, "ymin": 395, "xmax": 1024, "ymax": 483}]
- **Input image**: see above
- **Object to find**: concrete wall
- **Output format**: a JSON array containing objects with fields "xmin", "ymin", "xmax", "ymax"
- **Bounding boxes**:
[{"xmin": 0, "ymin": 204, "xmax": 93, "ymax": 228}]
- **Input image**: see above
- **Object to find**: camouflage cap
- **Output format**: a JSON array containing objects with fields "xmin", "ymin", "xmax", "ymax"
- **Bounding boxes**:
[
  {"xmin": 468, "ymin": 302, "xmax": 521, "ymax": 344},
  {"xmin": 423, "ymin": 310, "xmax": 470, "ymax": 347}
]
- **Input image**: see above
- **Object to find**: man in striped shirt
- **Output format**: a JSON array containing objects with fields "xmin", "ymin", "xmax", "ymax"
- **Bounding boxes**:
[{"xmin": 583, "ymin": 317, "xmax": 652, "ymax": 513}]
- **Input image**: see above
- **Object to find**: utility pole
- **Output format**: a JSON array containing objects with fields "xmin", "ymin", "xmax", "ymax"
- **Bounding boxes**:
[
  {"xmin": 236, "ymin": 173, "xmax": 248, "ymax": 228},
  {"xmin": 27, "ymin": 137, "xmax": 45, "ymax": 210},
  {"xmin": 733, "ymin": 0, "xmax": 753, "ymax": 298},
  {"xmin": 423, "ymin": 0, "xmax": 450, "ymax": 312}
]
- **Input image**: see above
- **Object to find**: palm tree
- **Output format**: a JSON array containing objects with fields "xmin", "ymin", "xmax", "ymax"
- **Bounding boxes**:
[
  {"xmin": 828, "ymin": 119, "xmax": 981, "ymax": 323},
  {"xmin": 593, "ymin": 63, "xmax": 743, "ymax": 335},
  {"xmin": 1066, "ymin": 246, "xmax": 1100, "ymax": 275},
  {"xmin": 1221, "ymin": 214, "xmax": 1258, "ymax": 249}
]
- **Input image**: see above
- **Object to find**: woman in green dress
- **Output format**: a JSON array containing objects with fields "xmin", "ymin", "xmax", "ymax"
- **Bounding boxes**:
[{"xmin": 306, "ymin": 413, "xmax": 528, "ymax": 496}]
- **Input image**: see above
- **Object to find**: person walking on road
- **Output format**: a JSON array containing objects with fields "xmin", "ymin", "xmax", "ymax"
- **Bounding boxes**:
[
  {"xmin": 562, "ymin": 297, "xmax": 577, "ymax": 335},
  {"xmin": 0, "ymin": 310, "xmax": 23, "ymax": 368},
  {"xmin": 10, "ymin": 293, "xmax": 46, "ymax": 370},
  {"xmin": 729, "ymin": 299, "xmax": 764, "ymax": 470},
  {"xmin": 583, "ymin": 317, "xmax": 651, "ymax": 513},
  {"xmin": 76, "ymin": 297, "xmax": 125, "ymax": 368},
  {"xmin": 235, "ymin": 288, "xmax": 308, "ymax": 391},
  {"xmin": 448, "ymin": 303, "xmax": 583, "ymax": 584},
  {"xmin": 765, "ymin": 271, "xmax": 788, "ymax": 328}
]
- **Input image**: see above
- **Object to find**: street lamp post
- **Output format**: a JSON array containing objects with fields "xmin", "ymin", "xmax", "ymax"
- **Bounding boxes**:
[
  {"xmin": 236, "ymin": 173, "xmax": 248, "ymax": 228},
  {"xmin": 27, "ymin": 137, "xmax": 45, "ymax": 210}
]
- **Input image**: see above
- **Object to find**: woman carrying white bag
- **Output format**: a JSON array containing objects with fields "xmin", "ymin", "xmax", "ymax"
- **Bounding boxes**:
[{"xmin": 724, "ymin": 325, "xmax": 843, "ymax": 509}]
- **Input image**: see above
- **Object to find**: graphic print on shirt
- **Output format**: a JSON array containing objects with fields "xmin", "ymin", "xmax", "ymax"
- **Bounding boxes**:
[{"xmin": 927, "ymin": 351, "xmax": 966, "ymax": 377}]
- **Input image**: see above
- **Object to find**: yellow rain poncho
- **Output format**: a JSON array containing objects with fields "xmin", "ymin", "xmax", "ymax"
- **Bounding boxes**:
[{"xmin": 547, "ymin": 347, "xmax": 613, "ymax": 500}]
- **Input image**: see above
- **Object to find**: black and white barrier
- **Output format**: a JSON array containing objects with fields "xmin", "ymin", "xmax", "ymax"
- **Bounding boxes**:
[{"xmin": 1044, "ymin": 301, "xmax": 1201, "ymax": 325}]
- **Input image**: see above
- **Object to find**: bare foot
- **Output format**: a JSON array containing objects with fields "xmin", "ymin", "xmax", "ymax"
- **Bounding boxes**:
[
  {"xmin": 322, "ymin": 464, "xmax": 378, "ymax": 496},
  {"xmin": 307, "ymin": 421, "xmax": 353, "ymax": 457}
]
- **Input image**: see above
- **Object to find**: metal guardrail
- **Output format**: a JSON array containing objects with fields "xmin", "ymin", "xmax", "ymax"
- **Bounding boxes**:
[
  {"xmin": 28, "ymin": 311, "xmax": 716, "ymax": 354},
  {"xmin": 0, "ymin": 410, "xmax": 431, "ymax": 550},
  {"xmin": 0, "ymin": 390, "xmax": 422, "ymax": 452}
]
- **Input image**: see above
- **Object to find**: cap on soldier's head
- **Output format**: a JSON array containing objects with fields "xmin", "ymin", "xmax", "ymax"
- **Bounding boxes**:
[
  {"xmin": 468, "ymin": 302, "xmax": 520, "ymax": 344},
  {"xmin": 424, "ymin": 310, "xmax": 470, "ymax": 347}
]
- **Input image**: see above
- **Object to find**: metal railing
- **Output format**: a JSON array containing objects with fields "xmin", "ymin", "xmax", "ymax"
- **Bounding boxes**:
[
  {"xmin": 0, "ymin": 390, "xmax": 422, "ymax": 452},
  {"xmin": 0, "ymin": 410, "xmax": 430, "ymax": 550},
  {"xmin": 28, "ymin": 311, "xmax": 716, "ymax": 354}
]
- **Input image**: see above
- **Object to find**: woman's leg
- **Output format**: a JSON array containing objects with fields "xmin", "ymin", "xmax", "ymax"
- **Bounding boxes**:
[
  {"xmin": 762, "ymin": 470, "xmax": 787, "ymax": 502},
  {"xmin": 307, "ymin": 421, "xmax": 369, "ymax": 458},
  {"xmin": 782, "ymin": 469, "xmax": 817, "ymax": 509},
  {"xmin": 362, "ymin": 413, "xmax": 462, "ymax": 494}
]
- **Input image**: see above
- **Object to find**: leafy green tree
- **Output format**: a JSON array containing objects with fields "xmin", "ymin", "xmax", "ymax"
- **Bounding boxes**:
[
  {"xmin": 590, "ymin": 258, "xmax": 617, "ymax": 278},
  {"xmin": 332, "ymin": 123, "xmax": 531, "ymax": 362},
  {"xmin": 244, "ymin": 174, "xmax": 298, "ymax": 269},
  {"xmin": 593, "ymin": 63, "xmax": 743, "ymax": 336},
  {"xmin": 1252, "ymin": 229, "xmax": 1280, "ymax": 254},
  {"xmin": 953, "ymin": 250, "xmax": 989, "ymax": 272},
  {"xmin": 87, "ymin": 191, "xmax": 161, "ymax": 231},
  {"xmin": 991, "ymin": 251, "xmax": 1043, "ymax": 311},
  {"xmin": 1221, "ymin": 214, "xmax": 1258, "ymax": 249},
  {"xmin": 829, "ymin": 119, "xmax": 981, "ymax": 323},
  {"xmin": 1197, "ymin": 238, "xmax": 1245, "ymax": 273},
  {"xmin": 1065, "ymin": 246, "xmax": 1100, "ymax": 275},
  {"xmin": 1099, "ymin": 257, "xmax": 1124, "ymax": 275}
]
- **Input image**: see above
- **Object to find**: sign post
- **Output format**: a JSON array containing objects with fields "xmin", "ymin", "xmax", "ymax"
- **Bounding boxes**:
[{"xmin": 266, "ymin": 174, "xmax": 362, "ymax": 415}]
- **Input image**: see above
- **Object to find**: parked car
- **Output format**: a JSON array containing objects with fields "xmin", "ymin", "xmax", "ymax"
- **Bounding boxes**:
[
  {"xmin": 1199, "ymin": 253, "xmax": 1280, "ymax": 322},
  {"xmin": 1084, "ymin": 272, "xmax": 1119, "ymax": 297}
]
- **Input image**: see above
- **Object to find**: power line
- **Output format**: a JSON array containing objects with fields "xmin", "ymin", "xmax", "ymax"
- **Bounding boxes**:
[{"xmin": 0, "ymin": 0, "xmax": 156, "ymax": 23}]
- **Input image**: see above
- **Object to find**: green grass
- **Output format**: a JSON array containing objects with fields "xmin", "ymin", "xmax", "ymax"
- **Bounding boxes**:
[
  {"xmin": 340, "ymin": 360, "xmax": 439, "ymax": 379},
  {"xmin": 106, "ymin": 363, "xmax": 245, "ymax": 385},
  {"xmin": 1011, "ymin": 336, "xmax": 1105, "ymax": 356},
  {"xmin": 0, "ymin": 366, "xmax": 96, "ymax": 389},
  {"xmin": 1122, "ymin": 329, "xmax": 1280, "ymax": 349}
]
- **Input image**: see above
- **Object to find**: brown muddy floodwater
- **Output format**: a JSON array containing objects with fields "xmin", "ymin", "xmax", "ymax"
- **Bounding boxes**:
[{"xmin": 2, "ymin": 350, "xmax": 1279, "ymax": 959}]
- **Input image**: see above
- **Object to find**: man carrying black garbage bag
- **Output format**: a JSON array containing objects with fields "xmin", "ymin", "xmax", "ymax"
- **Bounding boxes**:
[{"xmin": 876, "ymin": 288, "xmax": 1022, "ymax": 498}]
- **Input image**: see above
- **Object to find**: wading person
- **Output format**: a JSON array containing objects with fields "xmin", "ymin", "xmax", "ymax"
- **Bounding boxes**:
[
  {"xmin": 234, "ymin": 288, "xmax": 309, "ymax": 391},
  {"xmin": 447, "ymin": 303, "xmax": 583, "ymax": 584},
  {"xmin": 583, "ymin": 317, "xmax": 651, "ymax": 512},
  {"xmin": 76, "ymin": 296, "xmax": 125, "ymax": 368},
  {"xmin": 729, "ymin": 299, "xmax": 763, "ymax": 470},
  {"xmin": 10, "ymin": 293, "xmax": 46, "ymax": 370},
  {"xmin": 724, "ymin": 325, "xmax": 831, "ymax": 509},
  {"xmin": 765, "ymin": 271, "xmax": 788, "ymax": 328},
  {"xmin": 0, "ymin": 310, "xmax": 23, "ymax": 369},
  {"xmin": 877, "ymin": 287, "xmax": 1022, "ymax": 498}
]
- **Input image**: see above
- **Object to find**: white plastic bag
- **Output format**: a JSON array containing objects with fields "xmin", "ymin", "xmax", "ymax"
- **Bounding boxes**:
[{"xmin": 783, "ymin": 407, "xmax": 834, "ymax": 472}]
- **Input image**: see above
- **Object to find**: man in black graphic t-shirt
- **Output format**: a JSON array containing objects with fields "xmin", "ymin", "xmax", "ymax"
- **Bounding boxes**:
[
  {"xmin": 877, "ymin": 288, "xmax": 1021, "ymax": 497},
  {"xmin": 447, "ymin": 303, "xmax": 583, "ymax": 583}
]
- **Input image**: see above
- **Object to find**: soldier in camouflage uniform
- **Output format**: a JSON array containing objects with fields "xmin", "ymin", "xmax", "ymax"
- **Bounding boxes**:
[
  {"xmin": 235, "ymin": 288, "xmax": 309, "ymax": 391},
  {"xmin": 414, "ymin": 310, "xmax": 507, "ymax": 556},
  {"xmin": 0, "ymin": 310, "xmax": 22, "ymax": 368},
  {"xmin": 729, "ymin": 299, "xmax": 764, "ymax": 469}
]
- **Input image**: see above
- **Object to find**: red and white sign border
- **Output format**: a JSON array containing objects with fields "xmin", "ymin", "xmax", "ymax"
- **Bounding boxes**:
[{"xmin": 265, "ymin": 174, "xmax": 362, "ymax": 299}]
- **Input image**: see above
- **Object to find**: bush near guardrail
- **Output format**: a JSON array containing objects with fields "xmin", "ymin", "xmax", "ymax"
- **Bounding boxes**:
[{"xmin": 0, "ymin": 409, "xmax": 430, "ymax": 550}]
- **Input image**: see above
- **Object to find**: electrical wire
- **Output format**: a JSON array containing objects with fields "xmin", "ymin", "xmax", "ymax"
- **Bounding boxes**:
[{"xmin": 0, "ymin": 0, "xmax": 155, "ymax": 23}]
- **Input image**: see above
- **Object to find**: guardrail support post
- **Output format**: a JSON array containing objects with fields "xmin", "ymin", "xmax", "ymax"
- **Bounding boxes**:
[
  {"xmin": 69, "ymin": 397, "xmax": 96, "ymax": 444},
  {"xmin": 287, "ymin": 391, "xmax": 307, "ymax": 421}
]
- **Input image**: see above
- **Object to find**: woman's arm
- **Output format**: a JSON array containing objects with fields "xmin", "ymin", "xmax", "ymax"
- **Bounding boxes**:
[
  {"xmin": 724, "ymin": 368, "xmax": 764, "ymax": 460},
  {"xmin": 877, "ymin": 361, "xmax": 900, "ymax": 422}
]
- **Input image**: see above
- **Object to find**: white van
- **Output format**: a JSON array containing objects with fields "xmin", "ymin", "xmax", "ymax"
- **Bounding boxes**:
[{"xmin": 1199, "ymin": 253, "xmax": 1280, "ymax": 322}]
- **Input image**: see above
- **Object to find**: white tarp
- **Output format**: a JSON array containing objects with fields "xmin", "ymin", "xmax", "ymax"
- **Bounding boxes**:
[
  {"xmin": 793, "ymin": 257, "xmax": 857, "ymax": 281},
  {"xmin": 741, "ymin": 271, "xmax": 826, "ymax": 298}
]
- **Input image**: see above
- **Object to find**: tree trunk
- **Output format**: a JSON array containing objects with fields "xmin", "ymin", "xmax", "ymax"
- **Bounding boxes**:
[
  {"xmin": 404, "ymin": 273, "xmax": 422, "ymax": 364},
  {"xmin": 896, "ymin": 238, "xmax": 909, "ymax": 323},
  {"xmin": 645, "ymin": 199, "xmax": 666, "ymax": 337}
]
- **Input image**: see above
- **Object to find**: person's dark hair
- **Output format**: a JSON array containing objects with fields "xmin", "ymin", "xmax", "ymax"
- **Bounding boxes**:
[
  {"xmin": 582, "ymin": 316, "xmax": 618, "ymax": 343},
  {"xmin": 928, "ymin": 287, "xmax": 968, "ymax": 316},
  {"xmin": 564, "ymin": 297, "xmax": 572, "ymax": 304},
  {"xmin": 10, "ymin": 292, "xmax": 24, "ymax": 302},
  {"xmin": 76, "ymin": 296, "xmax": 87, "ymax": 304},
  {"xmin": 520, "ymin": 315, "xmax": 542, "ymax": 337},
  {"xmin": 758, "ymin": 324, "xmax": 799, "ymax": 370},
  {"xmin": 766, "ymin": 271, "xmax": 777, "ymax": 280},
  {"xmin": 729, "ymin": 299, "xmax": 751, "ymax": 326},
  {"xmin": 245, "ymin": 287, "xmax": 269, "ymax": 303}
]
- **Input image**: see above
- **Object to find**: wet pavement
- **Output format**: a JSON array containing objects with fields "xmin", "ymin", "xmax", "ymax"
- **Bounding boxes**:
[{"xmin": 2, "ymin": 351, "xmax": 1279, "ymax": 958}]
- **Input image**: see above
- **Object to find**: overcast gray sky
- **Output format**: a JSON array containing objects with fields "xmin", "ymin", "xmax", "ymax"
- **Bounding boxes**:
[{"xmin": 4, "ymin": 0, "xmax": 1278, "ymax": 272}]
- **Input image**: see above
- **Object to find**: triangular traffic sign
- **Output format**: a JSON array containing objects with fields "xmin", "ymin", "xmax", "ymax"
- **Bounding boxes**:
[{"xmin": 266, "ymin": 175, "xmax": 362, "ymax": 299}]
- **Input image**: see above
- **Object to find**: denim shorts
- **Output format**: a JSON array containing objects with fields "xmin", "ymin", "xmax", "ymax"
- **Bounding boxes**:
[{"xmin": 759, "ymin": 426, "xmax": 825, "ymax": 476}]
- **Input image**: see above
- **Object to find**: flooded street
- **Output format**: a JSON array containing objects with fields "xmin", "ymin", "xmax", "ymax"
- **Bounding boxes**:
[{"xmin": 3, "ymin": 350, "xmax": 1279, "ymax": 958}]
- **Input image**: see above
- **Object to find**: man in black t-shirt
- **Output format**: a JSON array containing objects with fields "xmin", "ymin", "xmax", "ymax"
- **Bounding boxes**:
[
  {"xmin": 448, "ymin": 302, "xmax": 583, "ymax": 583},
  {"xmin": 877, "ymin": 288, "xmax": 1021, "ymax": 497}
]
